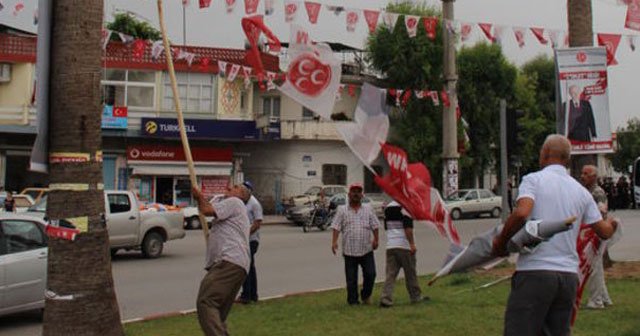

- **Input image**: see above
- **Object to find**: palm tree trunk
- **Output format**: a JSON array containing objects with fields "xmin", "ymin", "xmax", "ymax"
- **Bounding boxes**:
[
  {"xmin": 567, "ymin": 0, "xmax": 594, "ymax": 47},
  {"xmin": 43, "ymin": 0, "xmax": 123, "ymax": 335}
]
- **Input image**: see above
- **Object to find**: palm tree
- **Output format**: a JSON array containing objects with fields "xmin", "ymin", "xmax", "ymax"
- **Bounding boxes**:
[
  {"xmin": 42, "ymin": 0, "xmax": 123, "ymax": 335},
  {"xmin": 567, "ymin": 0, "xmax": 594, "ymax": 47}
]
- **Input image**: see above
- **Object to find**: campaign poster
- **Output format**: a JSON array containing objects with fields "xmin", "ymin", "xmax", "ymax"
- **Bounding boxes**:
[{"xmin": 555, "ymin": 47, "xmax": 613, "ymax": 154}]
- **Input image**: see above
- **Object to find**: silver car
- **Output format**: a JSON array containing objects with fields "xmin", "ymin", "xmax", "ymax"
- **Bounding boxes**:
[
  {"xmin": 444, "ymin": 189, "xmax": 502, "ymax": 220},
  {"xmin": 0, "ymin": 214, "xmax": 48, "ymax": 317}
]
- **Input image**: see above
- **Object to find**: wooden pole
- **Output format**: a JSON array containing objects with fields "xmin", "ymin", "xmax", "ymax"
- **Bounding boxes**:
[{"xmin": 157, "ymin": 0, "xmax": 209, "ymax": 242}]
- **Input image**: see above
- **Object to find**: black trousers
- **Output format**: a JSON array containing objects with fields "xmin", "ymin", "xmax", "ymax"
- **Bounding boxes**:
[
  {"xmin": 343, "ymin": 252, "xmax": 376, "ymax": 305},
  {"xmin": 504, "ymin": 270, "xmax": 578, "ymax": 336},
  {"xmin": 240, "ymin": 240, "xmax": 259, "ymax": 301}
]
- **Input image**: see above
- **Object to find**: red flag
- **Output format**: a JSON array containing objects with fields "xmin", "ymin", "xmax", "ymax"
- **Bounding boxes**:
[
  {"xmin": 531, "ymin": 27, "xmax": 548, "ymax": 45},
  {"xmin": 46, "ymin": 225, "xmax": 80, "ymax": 241},
  {"xmin": 374, "ymin": 143, "xmax": 433, "ymax": 221},
  {"xmin": 572, "ymin": 224, "xmax": 603, "ymax": 325},
  {"xmin": 245, "ymin": 0, "xmax": 260, "ymax": 14},
  {"xmin": 199, "ymin": 0, "xmax": 212, "ymax": 8},
  {"xmin": 347, "ymin": 84, "xmax": 357, "ymax": 97},
  {"xmin": 598, "ymin": 33, "xmax": 622, "ymax": 66},
  {"xmin": 513, "ymin": 27, "xmax": 526, "ymax": 48},
  {"xmin": 404, "ymin": 15, "xmax": 420, "ymax": 38},
  {"xmin": 460, "ymin": 23, "xmax": 472, "ymax": 42},
  {"xmin": 363, "ymin": 10, "xmax": 380, "ymax": 33},
  {"xmin": 423, "ymin": 17, "xmax": 438, "ymax": 41},
  {"xmin": 625, "ymin": 0, "xmax": 640, "ymax": 31},
  {"xmin": 225, "ymin": 0, "xmax": 237, "ymax": 13},
  {"xmin": 199, "ymin": 57, "xmax": 211, "ymax": 71},
  {"xmin": 440, "ymin": 90, "xmax": 450, "ymax": 107},
  {"xmin": 113, "ymin": 106, "xmax": 128, "ymax": 117},
  {"xmin": 304, "ymin": 1, "xmax": 321, "ymax": 24},
  {"xmin": 401, "ymin": 90, "xmax": 411, "ymax": 107},
  {"xmin": 241, "ymin": 15, "xmax": 281, "ymax": 90},
  {"xmin": 284, "ymin": 1, "xmax": 298, "ymax": 22},
  {"xmin": 478, "ymin": 23, "xmax": 495, "ymax": 43},
  {"xmin": 132, "ymin": 39, "xmax": 146, "ymax": 59},
  {"xmin": 346, "ymin": 9, "xmax": 359, "ymax": 33},
  {"xmin": 13, "ymin": 2, "xmax": 24, "ymax": 16}
]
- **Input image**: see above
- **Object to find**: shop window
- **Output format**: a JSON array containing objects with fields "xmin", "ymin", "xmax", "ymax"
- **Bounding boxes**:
[
  {"xmin": 101, "ymin": 69, "xmax": 155, "ymax": 109},
  {"xmin": 364, "ymin": 165, "xmax": 383, "ymax": 193},
  {"xmin": 163, "ymin": 72, "xmax": 216, "ymax": 113},
  {"xmin": 322, "ymin": 164, "xmax": 347, "ymax": 185}
]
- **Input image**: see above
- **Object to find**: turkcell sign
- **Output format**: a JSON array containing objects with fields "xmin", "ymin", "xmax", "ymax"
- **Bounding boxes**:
[
  {"xmin": 141, "ymin": 117, "xmax": 264, "ymax": 140},
  {"xmin": 102, "ymin": 105, "xmax": 128, "ymax": 129}
]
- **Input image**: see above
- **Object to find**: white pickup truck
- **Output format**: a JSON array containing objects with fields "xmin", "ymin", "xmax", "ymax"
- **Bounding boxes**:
[{"xmin": 25, "ymin": 190, "xmax": 185, "ymax": 258}]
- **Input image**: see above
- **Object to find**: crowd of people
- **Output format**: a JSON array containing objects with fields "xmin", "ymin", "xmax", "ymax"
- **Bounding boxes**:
[{"xmin": 598, "ymin": 175, "xmax": 635, "ymax": 210}]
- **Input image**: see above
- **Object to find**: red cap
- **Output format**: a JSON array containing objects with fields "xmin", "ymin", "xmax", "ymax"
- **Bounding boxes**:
[{"xmin": 349, "ymin": 183, "xmax": 363, "ymax": 191}]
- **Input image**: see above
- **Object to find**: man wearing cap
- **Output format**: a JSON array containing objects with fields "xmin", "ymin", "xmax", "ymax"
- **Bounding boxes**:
[
  {"xmin": 192, "ymin": 184, "xmax": 252, "ymax": 336},
  {"xmin": 238, "ymin": 180, "xmax": 263, "ymax": 304},
  {"xmin": 331, "ymin": 183, "xmax": 380, "ymax": 305}
]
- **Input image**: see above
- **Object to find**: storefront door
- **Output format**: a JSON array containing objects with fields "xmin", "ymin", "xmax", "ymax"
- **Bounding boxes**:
[{"xmin": 155, "ymin": 177, "xmax": 173, "ymax": 205}]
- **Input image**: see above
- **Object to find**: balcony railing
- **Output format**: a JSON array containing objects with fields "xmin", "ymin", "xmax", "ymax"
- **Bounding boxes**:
[{"xmin": 279, "ymin": 120, "xmax": 340, "ymax": 140}]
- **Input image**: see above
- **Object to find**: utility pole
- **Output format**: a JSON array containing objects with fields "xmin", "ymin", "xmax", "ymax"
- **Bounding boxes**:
[
  {"xmin": 442, "ymin": 0, "xmax": 459, "ymax": 198},
  {"xmin": 499, "ymin": 100, "xmax": 508, "ymax": 222}
]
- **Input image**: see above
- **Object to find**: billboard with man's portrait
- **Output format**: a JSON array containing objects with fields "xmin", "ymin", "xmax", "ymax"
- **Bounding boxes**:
[{"xmin": 555, "ymin": 47, "xmax": 613, "ymax": 154}]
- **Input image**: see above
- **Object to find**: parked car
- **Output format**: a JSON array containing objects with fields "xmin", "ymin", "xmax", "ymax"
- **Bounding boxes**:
[
  {"xmin": 182, "ymin": 194, "xmax": 224, "ymax": 230},
  {"xmin": 444, "ymin": 188, "xmax": 502, "ymax": 220},
  {"xmin": 286, "ymin": 185, "xmax": 347, "ymax": 208},
  {"xmin": 24, "ymin": 191, "xmax": 185, "ymax": 258},
  {"xmin": 0, "ymin": 214, "xmax": 48, "ymax": 317},
  {"xmin": 0, "ymin": 192, "xmax": 35, "ymax": 213},
  {"xmin": 19, "ymin": 188, "xmax": 49, "ymax": 203}
]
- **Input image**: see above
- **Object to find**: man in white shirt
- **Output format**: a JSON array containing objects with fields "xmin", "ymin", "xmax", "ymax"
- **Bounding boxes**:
[
  {"xmin": 492, "ymin": 135, "xmax": 617, "ymax": 336},
  {"xmin": 238, "ymin": 180, "xmax": 263, "ymax": 304}
]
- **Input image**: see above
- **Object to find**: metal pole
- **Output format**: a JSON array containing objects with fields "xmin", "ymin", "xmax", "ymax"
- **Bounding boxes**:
[
  {"xmin": 442, "ymin": 0, "xmax": 459, "ymax": 199},
  {"xmin": 182, "ymin": 3, "xmax": 187, "ymax": 45},
  {"xmin": 500, "ymin": 100, "xmax": 508, "ymax": 222}
]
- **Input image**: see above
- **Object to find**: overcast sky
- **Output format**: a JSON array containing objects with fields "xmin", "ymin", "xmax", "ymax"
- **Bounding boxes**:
[{"xmin": 1, "ymin": 0, "xmax": 638, "ymax": 130}]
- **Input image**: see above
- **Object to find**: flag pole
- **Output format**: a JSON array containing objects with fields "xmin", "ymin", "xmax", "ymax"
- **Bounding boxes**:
[{"xmin": 157, "ymin": 0, "xmax": 209, "ymax": 242}]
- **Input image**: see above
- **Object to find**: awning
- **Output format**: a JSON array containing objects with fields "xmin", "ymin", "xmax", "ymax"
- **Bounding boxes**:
[{"xmin": 130, "ymin": 163, "xmax": 232, "ymax": 176}]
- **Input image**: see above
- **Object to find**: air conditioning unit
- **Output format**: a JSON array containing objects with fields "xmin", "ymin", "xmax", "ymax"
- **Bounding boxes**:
[{"xmin": 0, "ymin": 63, "xmax": 11, "ymax": 83}]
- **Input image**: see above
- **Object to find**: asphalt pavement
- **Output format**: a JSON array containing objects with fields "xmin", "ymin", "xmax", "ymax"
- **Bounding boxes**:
[{"xmin": 1, "ymin": 210, "xmax": 638, "ymax": 336}]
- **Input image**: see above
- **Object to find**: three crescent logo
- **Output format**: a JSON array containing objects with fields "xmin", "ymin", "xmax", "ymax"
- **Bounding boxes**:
[
  {"xmin": 145, "ymin": 121, "xmax": 158, "ymax": 134},
  {"xmin": 576, "ymin": 52, "xmax": 587, "ymax": 63}
]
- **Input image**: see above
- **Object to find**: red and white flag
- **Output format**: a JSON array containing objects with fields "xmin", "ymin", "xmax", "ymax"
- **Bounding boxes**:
[
  {"xmin": 423, "ymin": 17, "xmax": 438, "ymax": 41},
  {"xmin": 478, "ymin": 23, "xmax": 495, "ymax": 43},
  {"xmin": 227, "ymin": 64, "xmax": 241, "ymax": 81},
  {"xmin": 132, "ymin": 39, "xmax": 146, "ymax": 59},
  {"xmin": 625, "ymin": 0, "xmax": 640, "ymax": 31},
  {"xmin": 336, "ymin": 84, "xmax": 345, "ymax": 101},
  {"xmin": 284, "ymin": 1, "xmax": 299, "ymax": 22},
  {"xmin": 278, "ymin": 25, "xmax": 342, "ymax": 120},
  {"xmin": 382, "ymin": 12, "xmax": 399, "ymax": 30},
  {"xmin": 415, "ymin": 90, "xmax": 427, "ymax": 99},
  {"xmin": 405, "ymin": 15, "xmax": 420, "ymax": 38},
  {"xmin": 118, "ymin": 32, "xmax": 135, "ymax": 44},
  {"xmin": 429, "ymin": 91, "xmax": 440, "ymax": 106},
  {"xmin": 335, "ymin": 83, "xmax": 390, "ymax": 166},
  {"xmin": 225, "ymin": 0, "xmax": 237, "ymax": 13},
  {"xmin": 13, "ymin": 1, "xmax": 24, "ymax": 16},
  {"xmin": 266, "ymin": 71, "xmax": 277, "ymax": 90},
  {"xmin": 177, "ymin": 49, "xmax": 196, "ymax": 66},
  {"xmin": 363, "ymin": 10, "xmax": 380, "ymax": 33},
  {"xmin": 151, "ymin": 40, "xmax": 165, "ymax": 60},
  {"xmin": 46, "ymin": 225, "xmax": 80, "ymax": 241},
  {"xmin": 460, "ymin": 22, "xmax": 473, "ymax": 42},
  {"xmin": 598, "ymin": 33, "xmax": 622, "ymax": 66},
  {"xmin": 346, "ymin": 9, "xmax": 359, "ymax": 33},
  {"xmin": 513, "ymin": 27, "xmax": 527, "ymax": 48},
  {"xmin": 530, "ymin": 27, "xmax": 548, "ymax": 45},
  {"xmin": 242, "ymin": 66, "xmax": 253, "ymax": 88},
  {"xmin": 264, "ymin": 0, "xmax": 275, "ymax": 15},
  {"xmin": 218, "ymin": 60, "xmax": 228, "ymax": 77},
  {"xmin": 549, "ymin": 30, "xmax": 567, "ymax": 49},
  {"xmin": 199, "ymin": 0, "xmax": 212, "ymax": 8},
  {"xmin": 440, "ymin": 89, "xmax": 450, "ymax": 107},
  {"xmin": 304, "ymin": 1, "xmax": 321, "ymax": 24},
  {"xmin": 244, "ymin": 0, "xmax": 260, "ymax": 15}
]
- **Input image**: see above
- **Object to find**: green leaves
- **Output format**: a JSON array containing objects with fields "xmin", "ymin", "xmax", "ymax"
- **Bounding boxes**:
[{"xmin": 106, "ymin": 13, "xmax": 162, "ymax": 41}]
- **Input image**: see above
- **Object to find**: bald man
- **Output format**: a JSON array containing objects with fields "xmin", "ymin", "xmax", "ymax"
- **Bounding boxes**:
[
  {"xmin": 580, "ymin": 165, "xmax": 615, "ymax": 309},
  {"xmin": 492, "ymin": 135, "xmax": 617, "ymax": 336}
]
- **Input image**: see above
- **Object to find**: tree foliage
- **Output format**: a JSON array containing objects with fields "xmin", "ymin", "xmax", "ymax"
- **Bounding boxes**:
[
  {"xmin": 609, "ymin": 118, "xmax": 640, "ymax": 174},
  {"xmin": 106, "ymin": 13, "xmax": 161, "ymax": 41},
  {"xmin": 457, "ymin": 43, "xmax": 517, "ymax": 187},
  {"xmin": 366, "ymin": 3, "xmax": 445, "ymax": 187}
]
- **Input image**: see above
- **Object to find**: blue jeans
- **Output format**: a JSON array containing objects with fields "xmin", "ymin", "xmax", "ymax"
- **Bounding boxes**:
[
  {"xmin": 343, "ymin": 252, "xmax": 376, "ymax": 305},
  {"xmin": 240, "ymin": 240, "xmax": 259, "ymax": 301}
]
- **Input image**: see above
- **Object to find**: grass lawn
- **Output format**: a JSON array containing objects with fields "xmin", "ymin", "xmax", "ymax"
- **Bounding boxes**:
[{"xmin": 125, "ymin": 264, "xmax": 640, "ymax": 336}]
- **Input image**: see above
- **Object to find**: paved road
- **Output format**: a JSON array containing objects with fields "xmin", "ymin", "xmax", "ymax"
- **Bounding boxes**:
[{"xmin": 2, "ymin": 210, "xmax": 639, "ymax": 335}]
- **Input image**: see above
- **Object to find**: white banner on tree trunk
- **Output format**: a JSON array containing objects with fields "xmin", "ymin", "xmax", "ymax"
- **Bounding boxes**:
[{"xmin": 555, "ymin": 47, "xmax": 613, "ymax": 154}]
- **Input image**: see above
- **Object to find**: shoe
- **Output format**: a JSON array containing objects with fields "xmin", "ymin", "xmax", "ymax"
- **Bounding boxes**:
[
  {"xmin": 585, "ymin": 302, "xmax": 605, "ymax": 309},
  {"xmin": 362, "ymin": 297, "xmax": 372, "ymax": 305},
  {"xmin": 411, "ymin": 296, "xmax": 431, "ymax": 304},
  {"xmin": 379, "ymin": 302, "xmax": 392, "ymax": 308},
  {"xmin": 235, "ymin": 298, "xmax": 250, "ymax": 304}
]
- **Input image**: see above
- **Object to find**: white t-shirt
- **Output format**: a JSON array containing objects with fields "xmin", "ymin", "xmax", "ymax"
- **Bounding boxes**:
[
  {"xmin": 246, "ymin": 195, "xmax": 264, "ymax": 242},
  {"xmin": 205, "ymin": 197, "xmax": 251, "ymax": 272},
  {"xmin": 515, "ymin": 164, "xmax": 602, "ymax": 274}
]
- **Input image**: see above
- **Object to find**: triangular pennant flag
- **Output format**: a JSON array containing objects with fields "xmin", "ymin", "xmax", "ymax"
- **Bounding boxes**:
[
  {"xmin": 494, "ymin": 25, "xmax": 507, "ymax": 46},
  {"xmin": 363, "ymin": 10, "xmax": 380, "ymax": 33},
  {"xmin": 549, "ymin": 30, "xmax": 564, "ymax": 48},
  {"xmin": 382, "ymin": 12, "xmax": 399, "ymax": 30},
  {"xmin": 13, "ymin": 1, "xmax": 24, "ymax": 16},
  {"xmin": 441, "ymin": 89, "xmax": 450, "ymax": 107},
  {"xmin": 478, "ymin": 23, "xmax": 495, "ymax": 43},
  {"xmin": 346, "ymin": 9, "xmax": 359, "ymax": 33},
  {"xmin": 401, "ymin": 90, "xmax": 411, "ymax": 107},
  {"xmin": 625, "ymin": 0, "xmax": 640, "ymax": 31},
  {"xmin": 151, "ymin": 40, "xmax": 165, "ymax": 60},
  {"xmin": 225, "ymin": 0, "xmax": 237, "ymax": 13},
  {"xmin": 101, "ymin": 29, "xmax": 112, "ymax": 50},
  {"xmin": 429, "ymin": 91, "xmax": 440, "ymax": 106},
  {"xmin": 513, "ymin": 27, "xmax": 526, "ymax": 48},
  {"xmin": 199, "ymin": 0, "xmax": 212, "ymax": 8},
  {"xmin": 415, "ymin": 90, "xmax": 425, "ymax": 99},
  {"xmin": 132, "ymin": 39, "xmax": 146, "ymax": 59},
  {"xmin": 404, "ymin": 15, "xmax": 420, "ymax": 38},
  {"xmin": 218, "ymin": 60, "xmax": 228, "ymax": 77},
  {"xmin": 177, "ymin": 50, "xmax": 196, "ymax": 66},
  {"xmin": 394, "ymin": 89, "xmax": 403, "ymax": 106},
  {"xmin": 530, "ymin": 27, "xmax": 548, "ymax": 45},
  {"xmin": 264, "ymin": 0, "xmax": 274, "ymax": 15},
  {"xmin": 245, "ymin": 0, "xmax": 260, "ymax": 15},
  {"xmin": 199, "ymin": 57, "xmax": 211, "ymax": 71},
  {"xmin": 460, "ymin": 22, "xmax": 473, "ymax": 42},
  {"xmin": 241, "ymin": 15, "xmax": 281, "ymax": 90},
  {"xmin": 242, "ymin": 66, "xmax": 253, "ymax": 88},
  {"xmin": 227, "ymin": 64, "xmax": 241, "ymax": 81},
  {"xmin": 423, "ymin": 17, "xmax": 438, "ymax": 41},
  {"xmin": 118, "ymin": 32, "xmax": 135, "ymax": 44},
  {"xmin": 266, "ymin": 71, "xmax": 277, "ymax": 91},
  {"xmin": 629, "ymin": 35, "xmax": 637, "ymax": 51},
  {"xmin": 598, "ymin": 33, "xmax": 622, "ymax": 66},
  {"xmin": 304, "ymin": 1, "xmax": 321, "ymax": 24},
  {"xmin": 336, "ymin": 84, "xmax": 345, "ymax": 101},
  {"xmin": 284, "ymin": 1, "xmax": 299, "ymax": 22}
]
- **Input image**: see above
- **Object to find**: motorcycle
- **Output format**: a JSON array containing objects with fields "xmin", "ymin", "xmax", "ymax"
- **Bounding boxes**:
[{"xmin": 303, "ymin": 200, "xmax": 336, "ymax": 233}]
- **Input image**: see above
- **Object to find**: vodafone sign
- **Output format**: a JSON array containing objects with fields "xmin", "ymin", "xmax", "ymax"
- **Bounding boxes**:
[{"xmin": 127, "ymin": 145, "xmax": 232, "ymax": 162}]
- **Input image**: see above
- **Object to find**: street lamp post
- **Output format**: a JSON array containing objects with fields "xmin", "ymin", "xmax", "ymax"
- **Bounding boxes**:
[{"xmin": 442, "ymin": 0, "xmax": 459, "ymax": 198}]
